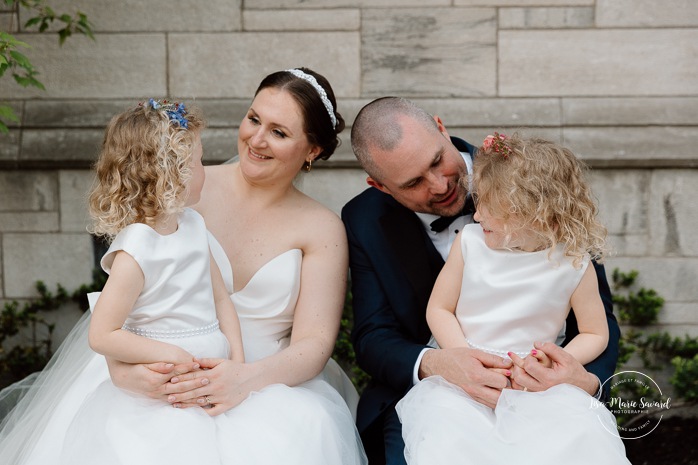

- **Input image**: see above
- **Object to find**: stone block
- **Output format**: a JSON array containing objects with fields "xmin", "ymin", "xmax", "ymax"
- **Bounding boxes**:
[
  {"xmin": 563, "ymin": 97, "xmax": 698, "ymax": 126},
  {"xmin": 295, "ymin": 168, "xmax": 370, "ymax": 215},
  {"xmin": 0, "ymin": 171, "xmax": 57, "ymax": 211},
  {"xmin": 20, "ymin": 129, "xmax": 102, "ymax": 167},
  {"xmin": 168, "ymin": 32, "xmax": 360, "ymax": 99},
  {"xmin": 446, "ymin": 127, "xmax": 562, "ymax": 148},
  {"xmin": 44, "ymin": 0, "xmax": 242, "ymax": 32},
  {"xmin": 362, "ymin": 8, "xmax": 496, "ymax": 97},
  {"xmin": 3, "ymin": 233, "xmax": 93, "ymax": 298},
  {"xmin": 0, "ymin": 130, "xmax": 19, "ymax": 164},
  {"xmin": 589, "ymin": 170, "xmax": 650, "ymax": 236},
  {"xmin": 243, "ymin": 9, "xmax": 360, "ymax": 31},
  {"xmin": 247, "ymin": 0, "xmax": 444, "ymax": 8},
  {"xmin": 202, "ymin": 128, "xmax": 239, "ymax": 164},
  {"xmin": 562, "ymin": 127, "xmax": 698, "ymax": 167},
  {"xmin": 196, "ymin": 100, "xmax": 251, "ymax": 128},
  {"xmin": 0, "ymin": 12, "xmax": 17, "ymax": 33},
  {"xmin": 409, "ymin": 98, "xmax": 561, "ymax": 127},
  {"xmin": 607, "ymin": 257, "xmax": 698, "ymax": 303},
  {"xmin": 500, "ymin": 30, "xmax": 698, "ymax": 96},
  {"xmin": 499, "ymin": 7, "xmax": 594, "ymax": 29},
  {"xmin": 22, "ymin": 98, "xmax": 254, "ymax": 130},
  {"xmin": 657, "ymin": 303, "xmax": 698, "ymax": 325},
  {"xmin": 0, "ymin": 34, "xmax": 167, "ymax": 99},
  {"xmin": 23, "ymin": 100, "xmax": 135, "ymax": 128},
  {"xmin": 322, "ymin": 133, "xmax": 355, "ymax": 167},
  {"xmin": 606, "ymin": 234, "xmax": 650, "ymax": 258},
  {"xmin": 338, "ymin": 99, "xmax": 373, "ymax": 128},
  {"xmin": 648, "ymin": 170, "xmax": 698, "ymax": 257},
  {"xmin": 597, "ymin": 0, "xmax": 698, "ymax": 27},
  {"xmin": 0, "ymin": 212, "xmax": 59, "ymax": 232},
  {"xmin": 60, "ymin": 170, "xmax": 93, "ymax": 233},
  {"xmin": 455, "ymin": 0, "xmax": 592, "ymax": 4}
]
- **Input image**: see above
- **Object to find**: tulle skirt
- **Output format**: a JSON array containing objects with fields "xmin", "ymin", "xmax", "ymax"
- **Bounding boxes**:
[
  {"xmin": 396, "ymin": 376, "xmax": 631, "ymax": 465},
  {"xmin": 0, "ymin": 312, "xmax": 366, "ymax": 465}
]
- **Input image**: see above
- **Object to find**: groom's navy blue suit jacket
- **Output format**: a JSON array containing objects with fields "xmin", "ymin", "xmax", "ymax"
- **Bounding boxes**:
[{"xmin": 341, "ymin": 136, "xmax": 620, "ymax": 436}]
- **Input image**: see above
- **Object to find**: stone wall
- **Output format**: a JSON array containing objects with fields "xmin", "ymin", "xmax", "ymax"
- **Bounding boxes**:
[{"xmin": 0, "ymin": 1, "xmax": 696, "ymax": 338}]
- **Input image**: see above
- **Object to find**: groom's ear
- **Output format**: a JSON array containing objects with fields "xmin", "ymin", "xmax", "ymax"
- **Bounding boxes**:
[
  {"xmin": 367, "ymin": 176, "xmax": 385, "ymax": 190},
  {"xmin": 433, "ymin": 115, "xmax": 451, "ymax": 139}
]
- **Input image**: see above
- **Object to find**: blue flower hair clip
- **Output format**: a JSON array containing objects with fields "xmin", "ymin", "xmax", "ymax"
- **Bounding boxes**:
[{"xmin": 146, "ymin": 98, "xmax": 189, "ymax": 129}]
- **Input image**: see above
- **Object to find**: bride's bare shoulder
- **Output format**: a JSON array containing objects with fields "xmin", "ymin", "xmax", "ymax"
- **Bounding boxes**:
[
  {"xmin": 197, "ymin": 163, "xmax": 237, "ymax": 213},
  {"xmin": 294, "ymin": 193, "xmax": 346, "ymax": 240}
]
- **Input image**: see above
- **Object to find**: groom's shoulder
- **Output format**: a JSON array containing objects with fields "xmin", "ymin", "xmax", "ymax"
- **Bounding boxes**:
[{"xmin": 342, "ymin": 187, "xmax": 396, "ymax": 220}]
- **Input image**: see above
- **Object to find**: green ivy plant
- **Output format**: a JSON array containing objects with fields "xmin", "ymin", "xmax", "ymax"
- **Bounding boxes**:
[
  {"xmin": 612, "ymin": 268, "xmax": 698, "ymax": 406},
  {"xmin": 0, "ymin": 281, "xmax": 67, "ymax": 386},
  {"xmin": 0, "ymin": 271, "xmax": 105, "ymax": 389},
  {"xmin": 671, "ymin": 355, "xmax": 698, "ymax": 401},
  {"xmin": 0, "ymin": 0, "xmax": 93, "ymax": 133}
]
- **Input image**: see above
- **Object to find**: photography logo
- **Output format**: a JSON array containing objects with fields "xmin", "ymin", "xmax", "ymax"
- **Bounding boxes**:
[{"xmin": 591, "ymin": 370, "xmax": 671, "ymax": 439}]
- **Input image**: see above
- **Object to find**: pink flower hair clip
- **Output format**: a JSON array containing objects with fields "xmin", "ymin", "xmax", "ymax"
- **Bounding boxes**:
[{"xmin": 482, "ymin": 132, "xmax": 512, "ymax": 158}]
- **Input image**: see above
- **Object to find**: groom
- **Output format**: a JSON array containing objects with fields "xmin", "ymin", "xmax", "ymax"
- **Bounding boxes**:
[{"xmin": 341, "ymin": 97, "xmax": 620, "ymax": 465}]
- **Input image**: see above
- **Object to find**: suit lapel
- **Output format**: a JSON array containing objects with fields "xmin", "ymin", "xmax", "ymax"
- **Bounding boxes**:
[{"xmin": 379, "ymin": 199, "xmax": 444, "ymax": 305}]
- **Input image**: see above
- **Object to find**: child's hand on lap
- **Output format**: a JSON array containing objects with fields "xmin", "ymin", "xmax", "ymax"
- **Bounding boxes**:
[{"xmin": 528, "ymin": 348, "xmax": 552, "ymax": 368}]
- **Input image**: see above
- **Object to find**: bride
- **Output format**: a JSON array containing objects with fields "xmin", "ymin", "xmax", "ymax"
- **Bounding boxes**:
[{"xmin": 1, "ymin": 67, "xmax": 366, "ymax": 464}]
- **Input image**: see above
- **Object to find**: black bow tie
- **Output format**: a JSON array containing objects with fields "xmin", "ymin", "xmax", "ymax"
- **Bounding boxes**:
[{"xmin": 429, "ymin": 194, "xmax": 476, "ymax": 233}]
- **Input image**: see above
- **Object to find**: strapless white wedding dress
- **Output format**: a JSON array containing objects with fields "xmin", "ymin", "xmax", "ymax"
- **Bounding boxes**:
[{"xmin": 0, "ymin": 208, "xmax": 365, "ymax": 465}]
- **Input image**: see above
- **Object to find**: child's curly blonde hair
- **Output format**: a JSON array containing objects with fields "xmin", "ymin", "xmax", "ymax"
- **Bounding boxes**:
[
  {"xmin": 472, "ymin": 133, "xmax": 608, "ymax": 266},
  {"xmin": 88, "ymin": 101, "xmax": 205, "ymax": 240}
]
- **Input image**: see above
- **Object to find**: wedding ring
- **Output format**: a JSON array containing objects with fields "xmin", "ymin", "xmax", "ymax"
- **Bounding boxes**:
[
  {"xmin": 205, "ymin": 395, "xmax": 212, "ymax": 404},
  {"xmin": 523, "ymin": 387, "xmax": 528, "ymax": 392}
]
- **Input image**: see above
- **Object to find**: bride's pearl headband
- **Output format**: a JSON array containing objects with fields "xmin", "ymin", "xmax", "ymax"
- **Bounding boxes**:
[{"xmin": 285, "ymin": 68, "xmax": 338, "ymax": 129}]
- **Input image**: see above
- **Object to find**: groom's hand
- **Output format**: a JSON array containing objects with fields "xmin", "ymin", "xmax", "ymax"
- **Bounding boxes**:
[
  {"xmin": 418, "ymin": 348, "xmax": 512, "ymax": 408},
  {"xmin": 509, "ymin": 342, "xmax": 599, "ymax": 395}
]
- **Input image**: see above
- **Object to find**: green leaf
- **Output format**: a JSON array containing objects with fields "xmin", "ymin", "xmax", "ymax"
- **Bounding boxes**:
[
  {"xmin": 9, "ymin": 50, "xmax": 32, "ymax": 68},
  {"xmin": 0, "ymin": 55, "xmax": 6, "ymax": 66},
  {"xmin": 13, "ymin": 74, "xmax": 31, "ymax": 87},
  {"xmin": 0, "ymin": 120, "xmax": 9, "ymax": 134},
  {"xmin": 59, "ymin": 14, "xmax": 72, "ymax": 24},
  {"xmin": 26, "ymin": 76, "xmax": 45, "ymax": 90},
  {"xmin": 0, "ymin": 32, "xmax": 30, "ymax": 48},
  {"xmin": 0, "ymin": 105, "xmax": 20, "ymax": 122},
  {"xmin": 58, "ymin": 28, "xmax": 71, "ymax": 45},
  {"xmin": 23, "ymin": 17, "xmax": 42, "ymax": 29}
]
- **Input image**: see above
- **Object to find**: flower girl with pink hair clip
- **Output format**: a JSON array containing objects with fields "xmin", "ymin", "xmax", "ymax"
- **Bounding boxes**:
[{"xmin": 396, "ymin": 133, "xmax": 631, "ymax": 464}]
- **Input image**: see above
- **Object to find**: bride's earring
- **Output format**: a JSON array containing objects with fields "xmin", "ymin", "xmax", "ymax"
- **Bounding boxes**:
[{"xmin": 303, "ymin": 159, "xmax": 313, "ymax": 172}]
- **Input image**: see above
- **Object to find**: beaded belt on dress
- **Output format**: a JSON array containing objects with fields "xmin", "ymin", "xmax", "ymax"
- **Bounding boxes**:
[
  {"xmin": 122, "ymin": 321, "xmax": 219, "ymax": 339},
  {"xmin": 465, "ymin": 338, "xmax": 530, "ymax": 359}
]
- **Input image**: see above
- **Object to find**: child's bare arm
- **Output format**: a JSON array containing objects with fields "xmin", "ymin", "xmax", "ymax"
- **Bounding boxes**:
[
  {"xmin": 564, "ymin": 265, "xmax": 609, "ymax": 365},
  {"xmin": 427, "ymin": 232, "xmax": 470, "ymax": 349},
  {"xmin": 210, "ymin": 255, "xmax": 244, "ymax": 362},
  {"xmin": 88, "ymin": 251, "xmax": 195, "ymax": 365}
]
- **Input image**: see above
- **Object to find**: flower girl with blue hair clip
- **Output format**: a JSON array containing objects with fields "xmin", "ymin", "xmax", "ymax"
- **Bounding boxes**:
[{"xmin": 0, "ymin": 99, "xmax": 245, "ymax": 464}]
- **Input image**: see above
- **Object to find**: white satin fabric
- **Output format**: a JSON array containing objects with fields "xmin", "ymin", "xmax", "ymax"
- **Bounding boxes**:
[
  {"xmin": 396, "ymin": 224, "xmax": 630, "ymax": 465},
  {"xmin": 0, "ymin": 208, "xmax": 365, "ymax": 465}
]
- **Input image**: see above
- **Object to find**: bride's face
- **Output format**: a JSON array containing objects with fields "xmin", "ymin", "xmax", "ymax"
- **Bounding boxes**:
[{"xmin": 238, "ymin": 87, "xmax": 320, "ymax": 183}]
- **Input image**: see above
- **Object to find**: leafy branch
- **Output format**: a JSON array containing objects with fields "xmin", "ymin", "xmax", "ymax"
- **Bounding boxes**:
[{"xmin": 0, "ymin": 0, "xmax": 93, "ymax": 133}]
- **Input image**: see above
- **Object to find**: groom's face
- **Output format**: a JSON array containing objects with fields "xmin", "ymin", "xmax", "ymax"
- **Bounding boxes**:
[{"xmin": 367, "ymin": 115, "xmax": 468, "ymax": 217}]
